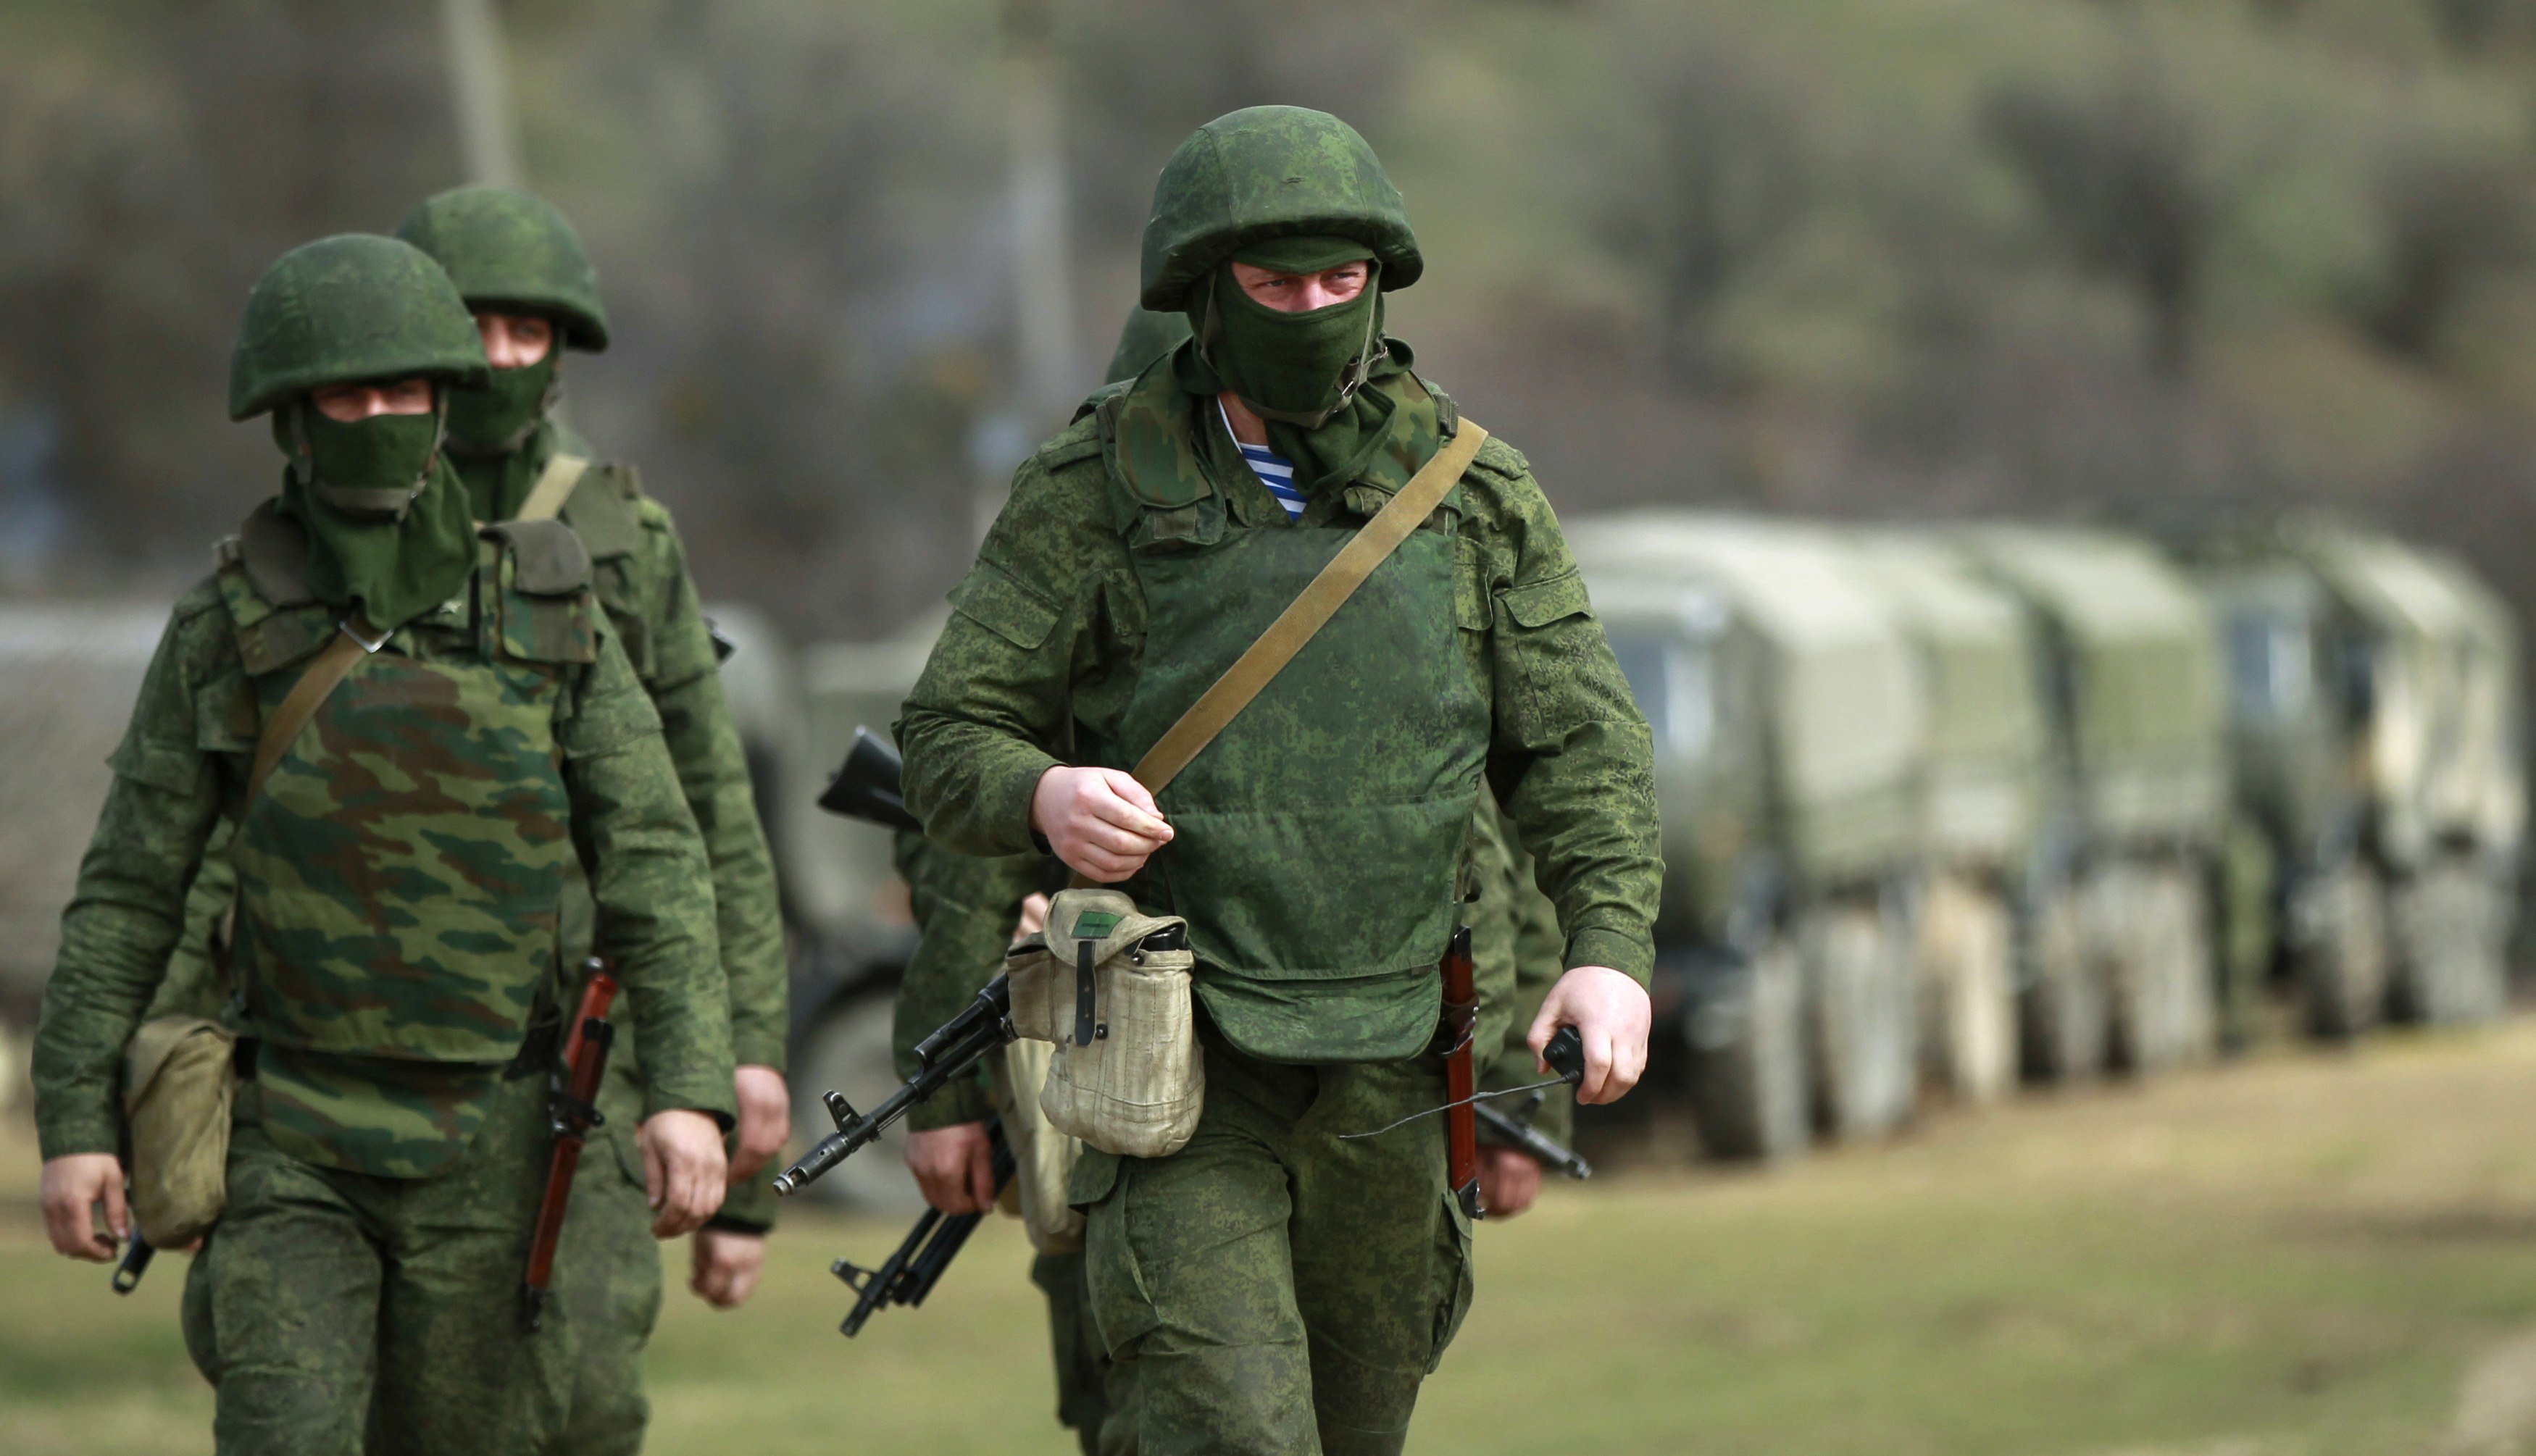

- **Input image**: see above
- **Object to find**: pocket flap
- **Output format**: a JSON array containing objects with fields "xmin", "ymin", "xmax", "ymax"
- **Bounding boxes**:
[
  {"xmin": 1501, "ymin": 570, "xmax": 1593, "ymax": 629},
  {"xmin": 949, "ymin": 565, "xmax": 1059, "ymax": 650}
]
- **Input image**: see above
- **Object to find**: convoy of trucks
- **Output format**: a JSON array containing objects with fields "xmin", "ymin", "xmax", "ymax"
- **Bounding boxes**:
[{"xmin": 0, "ymin": 514, "xmax": 2519, "ymax": 1192}]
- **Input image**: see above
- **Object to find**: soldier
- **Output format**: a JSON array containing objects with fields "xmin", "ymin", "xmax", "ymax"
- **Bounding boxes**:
[
  {"xmin": 896, "ymin": 106, "xmax": 1661, "ymax": 1453},
  {"xmin": 393, "ymin": 185, "xmax": 790, "ymax": 1452},
  {"xmin": 31, "ymin": 233, "xmax": 735, "ymax": 1455}
]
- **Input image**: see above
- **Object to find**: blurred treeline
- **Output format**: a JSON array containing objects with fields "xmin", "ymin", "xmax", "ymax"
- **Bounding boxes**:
[{"xmin": 7, "ymin": 0, "xmax": 2536, "ymax": 641}]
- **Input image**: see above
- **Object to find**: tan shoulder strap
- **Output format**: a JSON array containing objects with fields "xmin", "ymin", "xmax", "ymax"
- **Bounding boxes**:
[
  {"xmin": 245, "ymin": 615, "xmax": 384, "ymax": 805},
  {"xmin": 514, "ymin": 453, "xmax": 592, "ymax": 524},
  {"xmin": 1128, "ymin": 421, "xmax": 1489, "ymax": 795}
]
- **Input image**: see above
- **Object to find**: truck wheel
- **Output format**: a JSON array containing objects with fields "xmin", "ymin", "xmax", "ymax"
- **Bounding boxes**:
[
  {"xmin": 1919, "ymin": 874, "xmax": 2016, "ymax": 1105},
  {"xmin": 1685, "ymin": 937, "xmax": 1810, "ymax": 1161},
  {"xmin": 2020, "ymin": 884, "xmax": 2104, "ymax": 1084},
  {"xmin": 2390, "ymin": 858, "xmax": 2511, "ymax": 1024},
  {"xmin": 1803, "ymin": 902, "xmax": 1916, "ymax": 1140},
  {"xmin": 787, "ymin": 990, "xmax": 926, "ymax": 1213},
  {"xmin": 2293, "ymin": 861, "xmax": 2389, "ymax": 1040}
]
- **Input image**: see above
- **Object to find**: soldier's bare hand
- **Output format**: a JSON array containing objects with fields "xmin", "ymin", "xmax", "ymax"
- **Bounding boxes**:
[
  {"xmin": 1530, "ymin": 966, "xmax": 1651, "ymax": 1105},
  {"xmin": 39, "ymin": 1154, "xmax": 126, "ymax": 1261},
  {"xmin": 1478, "ymin": 1146, "xmax": 1543, "ymax": 1218},
  {"xmin": 905, "ymin": 1122, "xmax": 998, "ymax": 1215},
  {"xmin": 1032, "ymin": 766, "xmax": 1172, "ymax": 882},
  {"xmin": 729, "ymin": 1065, "xmax": 790, "ymax": 1181},
  {"xmin": 688, "ymin": 1229, "xmax": 765, "ymax": 1309},
  {"xmin": 1012, "ymin": 892, "xmax": 1051, "ymax": 942},
  {"xmin": 641, "ymin": 1110, "xmax": 729, "ymax": 1238}
]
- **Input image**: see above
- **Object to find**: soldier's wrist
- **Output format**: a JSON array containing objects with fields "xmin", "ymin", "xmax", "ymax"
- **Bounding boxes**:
[{"xmin": 1563, "ymin": 928, "xmax": 1653, "ymax": 986}]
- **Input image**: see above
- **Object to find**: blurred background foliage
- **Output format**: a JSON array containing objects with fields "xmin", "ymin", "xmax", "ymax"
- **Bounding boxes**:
[{"xmin": 6, "ymin": 0, "xmax": 2536, "ymax": 643}]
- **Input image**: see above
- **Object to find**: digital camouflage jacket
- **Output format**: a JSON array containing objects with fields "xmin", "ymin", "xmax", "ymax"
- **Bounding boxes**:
[{"xmin": 896, "ymin": 367, "xmax": 1661, "ymax": 1058}]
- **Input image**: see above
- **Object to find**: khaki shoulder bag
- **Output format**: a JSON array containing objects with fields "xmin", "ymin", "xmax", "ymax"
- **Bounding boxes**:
[
  {"xmin": 124, "ymin": 614, "xmax": 381, "ymax": 1247},
  {"xmin": 1003, "ymin": 422, "xmax": 1490, "ymax": 1173}
]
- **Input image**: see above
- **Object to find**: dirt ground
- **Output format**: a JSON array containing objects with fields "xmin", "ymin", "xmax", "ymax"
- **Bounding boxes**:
[{"xmin": 4, "ymin": 1021, "xmax": 2535, "ymax": 1455}]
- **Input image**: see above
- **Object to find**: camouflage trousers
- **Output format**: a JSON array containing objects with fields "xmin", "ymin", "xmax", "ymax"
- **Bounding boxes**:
[
  {"xmin": 1033, "ymin": 1249, "xmax": 1117, "ymax": 1455},
  {"xmin": 180, "ymin": 1071, "xmax": 566, "ymax": 1456},
  {"xmin": 545, "ymin": 1117, "xmax": 664, "ymax": 1455},
  {"xmin": 1076, "ymin": 1030, "xmax": 1475, "ymax": 1456}
]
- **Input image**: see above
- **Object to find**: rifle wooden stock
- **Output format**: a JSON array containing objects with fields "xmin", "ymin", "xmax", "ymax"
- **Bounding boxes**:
[{"xmin": 522, "ymin": 961, "xmax": 620, "ymax": 1332}]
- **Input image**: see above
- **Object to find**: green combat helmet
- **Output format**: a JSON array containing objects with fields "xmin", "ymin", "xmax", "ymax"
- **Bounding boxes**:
[
  {"xmin": 395, "ymin": 185, "xmax": 612, "ymax": 351},
  {"xmin": 228, "ymin": 233, "xmax": 488, "ymax": 422},
  {"xmin": 1138, "ymin": 104, "xmax": 1422, "ymax": 312}
]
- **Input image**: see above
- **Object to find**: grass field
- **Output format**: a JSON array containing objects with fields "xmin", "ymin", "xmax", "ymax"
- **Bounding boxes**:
[{"xmin": 6, "ymin": 1022, "xmax": 2536, "ymax": 1455}]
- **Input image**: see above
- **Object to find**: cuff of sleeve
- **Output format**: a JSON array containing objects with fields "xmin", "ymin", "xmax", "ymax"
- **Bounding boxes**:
[
  {"xmin": 730, "ymin": 1026, "xmax": 788, "ymax": 1076},
  {"xmin": 712, "ymin": 1176, "xmax": 780, "ymax": 1233},
  {"xmin": 36, "ymin": 1109, "xmax": 122, "ymax": 1163},
  {"xmin": 904, "ymin": 1072, "xmax": 996, "ymax": 1134},
  {"xmin": 1564, "ymin": 926, "xmax": 1653, "ymax": 987},
  {"xmin": 981, "ymin": 754, "xmax": 1059, "ymax": 857},
  {"xmin": 642, "ymin": 1068, "xmax": 738, "ymax": 1131}
]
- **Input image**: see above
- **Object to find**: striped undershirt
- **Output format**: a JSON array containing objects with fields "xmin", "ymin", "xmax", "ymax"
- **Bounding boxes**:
[{"xmin": 1222, "ymin": 401, "xmax": 1307, "ymax": 519}]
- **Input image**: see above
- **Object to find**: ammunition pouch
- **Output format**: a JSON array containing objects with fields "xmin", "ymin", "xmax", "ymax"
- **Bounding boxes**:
[
  {"xmin": 1005, "ymin": 889, "xmax": 1203, "ymax": 1160},
  {"xmin": 122, "ymin": 1016, "xmax": 239, "ymax": 1247}
]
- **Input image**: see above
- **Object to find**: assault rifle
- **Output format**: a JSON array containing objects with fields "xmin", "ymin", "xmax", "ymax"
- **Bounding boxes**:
[
  {"xmin": 1476, "ymin": 1096, "xmax": 1593, "ymax": 1181},
  {"xmin": 522, "ymin": 960, "xmax": 619, "ymax": 1332},
  {"xmin": 831, "ymin": 1118, "xmax": 1018, "ymax": 1336},
  {"xmin": 774, "ymin": 727, "xmax": 1019, "ymax": 1199}
]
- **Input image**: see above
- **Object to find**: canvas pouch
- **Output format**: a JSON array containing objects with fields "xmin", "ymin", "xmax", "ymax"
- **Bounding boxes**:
[
  {"xmin": 122, "ymin": 1016, "xmax": 238, "ymax": 1247},
  {"xmin": 1004, "ymin": 889, "xmax": 1202, "ymax": 1160}
]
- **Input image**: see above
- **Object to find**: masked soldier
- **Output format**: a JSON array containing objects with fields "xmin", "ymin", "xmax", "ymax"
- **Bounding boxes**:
[
  {"xmin": 896, "ymin": 107, "xmax": 1661, "ymax": 1455},
  {"xmin": 31, "ymin": 233, "xmax": 736, "ymax": 1456},
  {"xmin": 393, "ymin": 185, "xmax": 790, "ymax": 1453}
]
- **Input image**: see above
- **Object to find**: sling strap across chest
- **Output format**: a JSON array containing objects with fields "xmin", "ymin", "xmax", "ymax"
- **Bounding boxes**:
[
  {"xmin": 1127, "ymin": 419, "xmax": 1488, "ymax": 796},
  {"xmin": 514, "ymin": 452, "xmax": 591, "ymax": 524},
  {"xmin": 245, "ymin": 612, "xmax": 385, "ymax": 806}
]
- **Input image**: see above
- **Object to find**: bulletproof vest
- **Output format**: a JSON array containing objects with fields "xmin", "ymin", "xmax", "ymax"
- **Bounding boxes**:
[
  {"xmin": 1093, "ymin": 373, "xmax": 1489, "ymax": 1063},
  {"xmin": 213, "ymin": 500, "xmax": 599, "ymax": 1071}
]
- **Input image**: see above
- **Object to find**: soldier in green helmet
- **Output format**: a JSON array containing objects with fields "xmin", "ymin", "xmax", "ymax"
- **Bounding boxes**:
[
  {"xmin": 897, "ymin": 106, "xmax": 1660, "ymax": 1453},
  {"xmin": 32, "ymin": 233, "xmax": 736, "ymax": 1456},
  {"xmin": 392, "ymin": 184, "xmax": 791, "ymax": 1453}
]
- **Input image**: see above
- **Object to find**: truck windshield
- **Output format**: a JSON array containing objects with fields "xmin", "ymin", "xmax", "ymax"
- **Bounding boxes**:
[
  {"xmin": 1608, "ymin": 624, "xmax": 1716, "ymax": 763},
  {"xmin": 2225, "ymin": 609, "xmax": 2312, "ymax": 721}
]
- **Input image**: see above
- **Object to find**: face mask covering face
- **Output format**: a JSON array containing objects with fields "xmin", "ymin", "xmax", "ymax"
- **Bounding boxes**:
[{"xmin": 273, "ymin": 398, "xmax": 479, "ymax": 629}]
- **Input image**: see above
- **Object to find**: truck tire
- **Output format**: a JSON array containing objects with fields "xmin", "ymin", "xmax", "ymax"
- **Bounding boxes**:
[
  {"xmin": 2293, "ymin": 861, "xmax": 2389, "ymax": 1041},
  {"xmin": 2390, "ymin": 858, "xmax": 2511, "ymax": 1025},
  {"xmin": 2019, "ymin": 882, "xmax": 2104, "ymax": 1083},
  {"xmin": 786, "ymin": 989, "xmax": 926, "ymax": 1213},
  {"xmin": 2101, "ymin": 862, "xmax": 2219, "ymax": 1074},
  {"xmin": 1685, "ymin": 937, "xmax": 1810, "ymax": 1161},
  {"xmin": 1917, "ymin": 872, "xmax": 2017, "ymax": 1105},
  {"xmin": 1803, "ymin": 901, "xmax": 1916, "ymax": 1140}
]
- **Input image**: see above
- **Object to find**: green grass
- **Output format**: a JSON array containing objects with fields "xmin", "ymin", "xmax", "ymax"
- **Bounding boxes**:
[{"xmin": 7, "ymin": 1024, "xmax": 2536, "ymax": 1454}]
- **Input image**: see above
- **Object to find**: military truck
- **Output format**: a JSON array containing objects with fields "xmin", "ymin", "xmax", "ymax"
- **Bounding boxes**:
[
  {"xmin": 2182, "ymin": 519, "xmax": 2523, "ymax": 1033},
  {"xmin": 1845, "ymin": 535, "xmax": 2048, "ymax": 1105},
  {"xmin": 1951, "ymin": 527, "xmax": 2230, "ymax": 1081},
  {"xmin": 1567, "ymin": 513, "xmax": 1928, "ymax": 1159}
]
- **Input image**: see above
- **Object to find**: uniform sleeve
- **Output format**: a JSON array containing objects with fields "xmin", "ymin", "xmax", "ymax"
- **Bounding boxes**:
[
  {"xmin": 630, "ymin": 506, "xmax": 788, "ymax": 1074},
  {"xmin": 896, "ymin": 438, "xmax": 1130, "ymax": 857},
  {"xmin": 1474, "ymin": 445, "xmax": 1664, "ymax": 987},
  {"xmin": 562, "ymin": 627, "xmax": 737, "ymax": 1126},
  {"xmin": 891, "ymin": 832, "xmax": 1044, "ymax": 1133},
  {"xmin": 33, "ymin": 597, "xmax": 230, "ymax": 1160}
]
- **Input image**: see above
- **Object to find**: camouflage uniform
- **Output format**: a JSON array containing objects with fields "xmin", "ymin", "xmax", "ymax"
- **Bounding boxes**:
[
  {"xmin": 396, "ymin": 185, "xmax": 789, "ymax": 1455},
  {"xmin": 897, "ymin": 109, "xmax": 1659, "ymax": 1455},
  {"xmin": 30, "ymin": 235, "xmax": 735, "ymax": 1456}
]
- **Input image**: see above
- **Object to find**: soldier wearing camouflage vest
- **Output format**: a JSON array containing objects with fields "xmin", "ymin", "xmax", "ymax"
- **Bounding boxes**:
[
  {"xmin": 395, "ymin": 185, "xmax": 791, "ymax": 1455},
  {"xmin": 31, "ymin": 234, "xmax": 736, "ymax": 1456},
  {"xmin": 896, "ymin": 107, "xmax": 1661, "ymax": 1455}
]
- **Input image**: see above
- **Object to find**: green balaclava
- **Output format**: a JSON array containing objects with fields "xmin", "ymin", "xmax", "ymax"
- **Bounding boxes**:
[
  {"xmin": 442, "ymin": 343, "xmax": 561, "ymax": 520},
  {"xmin": 227, "ymin": 233, "xmax": 492, "ymax": 632},
  {"xmin": 1177, "ymin": 235, "xmax": 1430, "ymax": 494},
  {"xmin": 396, "ymin": 186, "xmax": 611, "ymax": 520},
  {"xmin": 271, "ymin": 396, "xmax": 479, "ymax": 631}
]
